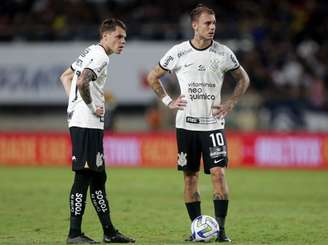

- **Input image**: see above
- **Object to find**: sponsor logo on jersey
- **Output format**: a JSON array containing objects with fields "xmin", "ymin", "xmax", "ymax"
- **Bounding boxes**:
[
  {"xmin": 186, "ymin": 116, "xmax": 217, "ymax": 124},
  {"xmin": 96, "ymin": 61, "xmax": 107, "ymax": 73},
  {"xmin": 162, "ymin": 55, "xmax": 174, "ymax": 68},
  {"xmin": 187, "ymin": 81, "xmax": 216, "ymax": 101},
  {"xmin": 177, "ymin": 152, "xmax": 187, "ymax": 167},
  {"xmin": 177, "ymin": 48, "xmax": 192, "ymax": 58}
]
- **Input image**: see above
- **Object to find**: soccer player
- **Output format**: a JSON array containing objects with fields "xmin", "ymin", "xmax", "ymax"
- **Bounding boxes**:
[
  {"xmin": 60, "ymin": 18, "xmax": 135, "ymax": 244},
  {"xmin": 147, "ymin": 4, "xmax": 250, "ymax": 243}
]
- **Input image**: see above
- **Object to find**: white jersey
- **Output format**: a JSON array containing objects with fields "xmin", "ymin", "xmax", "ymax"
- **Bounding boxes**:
[
  {"xmin": 67, "ymin": 44, "xmax": 109, "ymax": 129},
  {"xmin": 159, "ymin": 40, "xmax": 240, "ymax": 131}
]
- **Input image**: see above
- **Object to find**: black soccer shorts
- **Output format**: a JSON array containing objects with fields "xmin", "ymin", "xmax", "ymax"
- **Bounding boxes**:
[
  {"xmin": 69, "ymin": 127, "xmax": 105, "ymax": 172},
  {"xmin": 176, "ymin": 128, "xmax": 228, "ymax": 174}
]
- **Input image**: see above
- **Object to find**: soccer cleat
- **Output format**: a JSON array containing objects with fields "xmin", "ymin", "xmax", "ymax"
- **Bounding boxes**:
[
  {"xmin": 216, "ymin": 230, "xmax": 232, "ymax": 242},
  {"xmin": 66, "ymin": 233, "xmax": 99, "ymax": 244},
  {"xmin": 103, "ymin": 230, "xmax": 135, "ymax": 243}
]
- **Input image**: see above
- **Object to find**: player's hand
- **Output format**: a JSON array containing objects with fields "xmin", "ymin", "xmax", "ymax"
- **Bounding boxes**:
[
  {"xmin": 95, "ymin": 106, "xmax": 104, "ymax": 117},
  {"xmin": 168, "ymin": 95, "xmax": 187, "ymax": 110},
  {"xmin": 212, "ymin": 99, "xmax": 236, "ymax": 118}
]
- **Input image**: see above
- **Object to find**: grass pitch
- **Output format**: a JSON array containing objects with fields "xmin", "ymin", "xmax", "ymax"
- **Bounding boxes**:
[{"xmin": 0, "ymin": 166, "xmax": 327, "ymax": 245}]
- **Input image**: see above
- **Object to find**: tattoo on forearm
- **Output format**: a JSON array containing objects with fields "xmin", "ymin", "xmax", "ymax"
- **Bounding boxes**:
[
  {"xmin": 192, "ymin": 192, "xmax": 201, "ymax": 201},
  {"xmin": 213, "ymin": 193, "xmax": 228, "ymax": 200},
  {"xmin": 149, "ymin": 66, "xmax": 168, "ymax": 98},
  {"xmin": 78, "ymin": 69, "xmax": 95, "ymax": 104},
  {"xmin": 230, "ymin": 67, "xmax": 250, "ymax": 101},
  {"xmin": 151, "ymin": 80, "xmax": 166, "ymax": 98}
]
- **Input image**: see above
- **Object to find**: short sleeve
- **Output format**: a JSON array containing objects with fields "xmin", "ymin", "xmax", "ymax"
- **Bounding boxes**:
[
  {"xmin": 223, "ymin": 46, "xmax": 240, "ymax": 73},
  {"xmin": 71, "ymin": 60, "xmax": 78, "ymax": 71},
  {"xmin": 85, "ymin": 49, "xmax": 108, "ymax": 78},
  {"xmin": 159, "ymin": 45, "xmax": 178, "ymax": 71}
]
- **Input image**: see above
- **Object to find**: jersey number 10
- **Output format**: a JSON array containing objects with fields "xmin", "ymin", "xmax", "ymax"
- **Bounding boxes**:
[{"xmin": 209, "ymin": 132, "xmax": 224, "ymax": 147}]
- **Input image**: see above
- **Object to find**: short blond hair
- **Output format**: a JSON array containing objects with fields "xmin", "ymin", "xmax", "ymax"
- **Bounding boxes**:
[{"xmin": 190, "ymin": 4, "xmax": 215, "ymax": 22}]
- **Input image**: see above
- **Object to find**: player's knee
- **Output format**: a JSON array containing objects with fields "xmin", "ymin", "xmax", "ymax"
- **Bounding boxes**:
[
  {"xmin": 210, "ymin": 169, "xmax": 225, "ymax": 182},
  {"xmin": 184, "ymin": 175, "xmax": 198, "ymax": 189}
]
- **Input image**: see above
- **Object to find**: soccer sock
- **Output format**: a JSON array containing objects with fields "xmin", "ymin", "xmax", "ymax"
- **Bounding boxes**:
[
  {"xmin": 185, "ymin": 201, "xmax": 201, "ymax": 221},
  {"xmin": 213, "ymin": 200, "xmax": 229, "ymax": 231},
  {"xmin": 68, "ymin": 171, "xmax": 91, "ymax": 238},
  {"xmin": 90, "ymin": 171, "xmax": 115, "ymax": 236}
]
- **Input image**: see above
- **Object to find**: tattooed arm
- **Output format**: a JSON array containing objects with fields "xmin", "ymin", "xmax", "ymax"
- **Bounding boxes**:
[
  {"xmin": 212, "ymin": 66, "xmax": 250, "ymax": 118},
  {"xmin": 147, "ymin": 64, "xmax": 187, "ymax": 110},
  {"xmin": 76, "ymin": 68, "xmax": 103, "ymax": 116},
  {"xmin": 76, "ymin": 68, "xmax": 95, "ymax": 104}
]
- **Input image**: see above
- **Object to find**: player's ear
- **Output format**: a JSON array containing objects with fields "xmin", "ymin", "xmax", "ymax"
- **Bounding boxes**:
[
  {"xmin": 191, "ymin": 21, "xmax": 197, "ymax": 31},
  {"xmin": 102, "ymin": 31, "xmax": 110, "ymax": 40}
]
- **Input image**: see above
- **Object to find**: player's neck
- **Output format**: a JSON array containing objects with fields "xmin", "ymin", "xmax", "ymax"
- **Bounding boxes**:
[
  {"xmin": 191, "ymin": 37, "xmax": 212, "ymax": 50},
  {"xmin": 99, "ymin": 42, "xmax": 113, "ymax": 55}
]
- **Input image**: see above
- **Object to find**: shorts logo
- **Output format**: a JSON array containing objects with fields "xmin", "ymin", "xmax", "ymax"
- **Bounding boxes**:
[
  {"xmin": 209, "ymin": 146, "xmax": 227, "ymax": 158},
  {"xmin": 214, "ymin": 159, "xmax": 223, "ymax": 164},
  {"xmin": 96, "ymin": 152, "xmax": 104, "ymax": 167},
  {"xmin": 177, "ymin": 152, "xmax": 187, "ymax": 167}
]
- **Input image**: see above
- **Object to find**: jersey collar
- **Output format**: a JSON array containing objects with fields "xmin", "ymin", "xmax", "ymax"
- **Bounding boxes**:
[
  {"xmin": 189, "ymin": 40, "xmax": 213, "ymax": 51},
  {"xmin": 98, "ymin": 43, "xmax": 107, "ymax": 53}
]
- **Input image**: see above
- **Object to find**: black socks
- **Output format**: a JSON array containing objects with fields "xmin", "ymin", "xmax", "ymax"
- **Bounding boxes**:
[
  {"xmin": 185, "ymin": 201, "xmax": 201, "ymax": 221},
  {"xmin": 213, "ymin": 199, "xmax": 229, "ymax": 231}
]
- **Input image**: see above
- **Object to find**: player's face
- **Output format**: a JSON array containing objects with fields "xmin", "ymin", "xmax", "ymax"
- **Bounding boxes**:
[
  {"xmin": 193, "ymin": 13, "xmax": 216, "ymax": 40},
  {"xmin": 103, "ymin": 26, "xmax": 127, "ymax": 54}
]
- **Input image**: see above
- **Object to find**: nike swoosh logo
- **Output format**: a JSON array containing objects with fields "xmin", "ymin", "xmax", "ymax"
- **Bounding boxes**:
[
  {"xmin": 184, "ymin": 63, "xmax": 193, "ymax": 67},
  {"xmin": 214, "ymin": 159, "xmax": 223, "ymax": 164}
]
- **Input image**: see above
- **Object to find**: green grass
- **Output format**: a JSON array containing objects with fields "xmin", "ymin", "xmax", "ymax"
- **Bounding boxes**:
[{"xmin": 0, "ymin": 167, "xmax": 327, "ymax": 245}]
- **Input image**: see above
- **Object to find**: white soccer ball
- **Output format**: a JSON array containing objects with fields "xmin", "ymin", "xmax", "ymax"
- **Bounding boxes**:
[{"xmin": 191, "ymin": 215, "xmax": 219, "ymax": 242}]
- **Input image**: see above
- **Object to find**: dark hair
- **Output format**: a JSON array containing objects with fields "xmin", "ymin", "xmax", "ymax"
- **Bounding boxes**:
[
  {"xmin": 99, "ymin": 18, "xmax": 126, "ymax": 37},
  {"xmin": 190, "ymin": 4, "xmax": 215, "ymax": 22}
]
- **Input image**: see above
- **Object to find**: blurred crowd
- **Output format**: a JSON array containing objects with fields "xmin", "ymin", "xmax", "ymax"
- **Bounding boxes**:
[{"xmin": 1, "ymin": 0, "xmax": 328, "ymax": 130}]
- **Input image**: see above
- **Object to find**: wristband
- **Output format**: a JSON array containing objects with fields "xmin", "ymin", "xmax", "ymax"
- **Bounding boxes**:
[{"xmin": 161, "ymin": 95, "xmax": 173, "ymax": 106}]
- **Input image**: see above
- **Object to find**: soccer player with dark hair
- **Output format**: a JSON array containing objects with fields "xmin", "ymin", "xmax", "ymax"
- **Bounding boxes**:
[
  {"xmin": 60, "ymin": 18, "xmax": 135, "ymax": 244},
  {"xmin": 147, "ymin": 4, "xmax": 250, "ymax": 242}
]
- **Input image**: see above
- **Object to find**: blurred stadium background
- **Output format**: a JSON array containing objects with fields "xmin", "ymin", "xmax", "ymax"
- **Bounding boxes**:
[
  {"xmin": 1, "ymin": 1, "xmax": 328, "ymax": 244},
  {"xmin": 1, "ymin": 0, "xmax": 328, "ymax": 169}
]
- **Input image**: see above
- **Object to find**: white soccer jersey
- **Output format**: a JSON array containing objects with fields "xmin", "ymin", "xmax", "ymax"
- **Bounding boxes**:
[
  {"xmin": 67, "ymin": 44, "xmax": 109, "ymax": 129},
  {"xmin": 159, "ymin": 40, "xmax": 240, "ymax": 131}
]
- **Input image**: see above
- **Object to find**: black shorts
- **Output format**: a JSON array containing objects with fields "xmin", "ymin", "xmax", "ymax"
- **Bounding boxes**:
[
  {"xmin": 176, "ymin": 128, "xmax": 228, "ymax": 174},
  {"xmin": 69, "ymin": 127, "xmax": 105, "ymax": 172}
]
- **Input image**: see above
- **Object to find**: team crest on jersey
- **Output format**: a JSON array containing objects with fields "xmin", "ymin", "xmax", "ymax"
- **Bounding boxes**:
[
  {"xmin": 96, "ymin": 152, "xmax": 104, "ymax": 167},
  {"xmin": 209, "ymin": 59, "xmax": 221, "ymax": 72},
  {"xmin": 177, "ymin": 152, "xmax": 187, "ymax": 167},
  {"xmin": 198, "ymin": 65, "xmax": 206, "ymax": 71}
]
